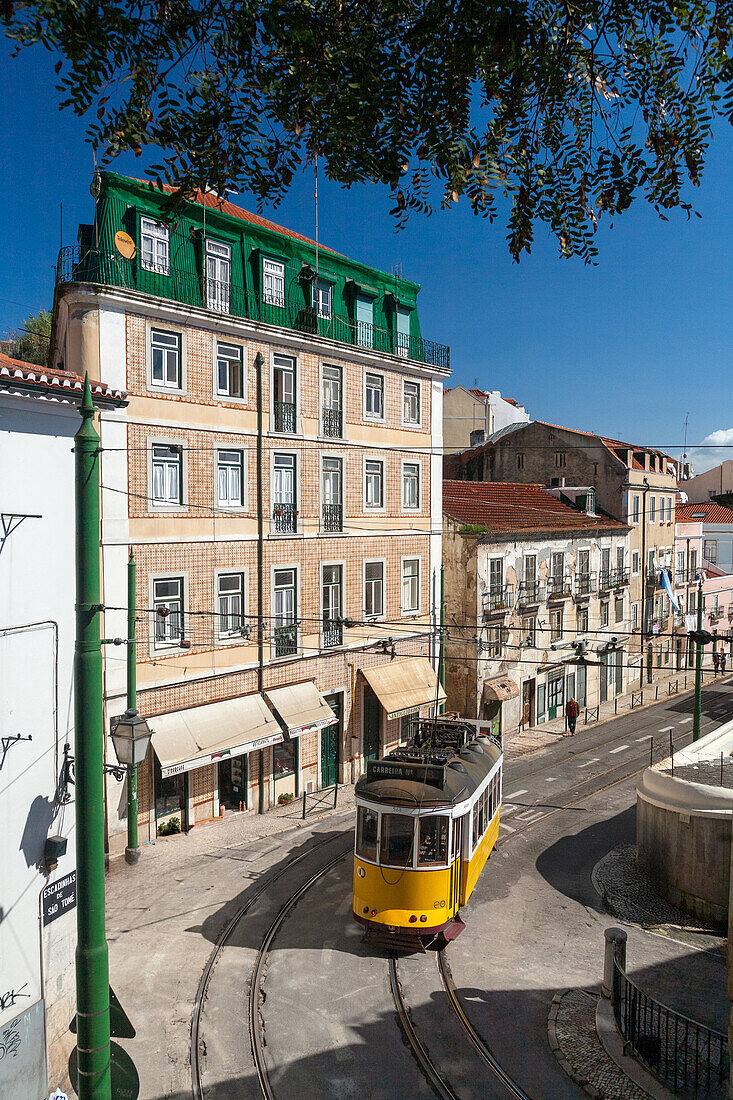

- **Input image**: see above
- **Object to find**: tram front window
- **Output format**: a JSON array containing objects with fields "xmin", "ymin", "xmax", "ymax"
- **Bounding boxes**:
[
  {"xmin": 379, "ymin": 813, "xmax": 414, "ymax": 867},
  {"xmin": 356, "ymin": 807, "xmax": 378, "ymax": 861},
  {"xmin": 418, "ymin": 816, "xmax": 448, "ymax": 865}
]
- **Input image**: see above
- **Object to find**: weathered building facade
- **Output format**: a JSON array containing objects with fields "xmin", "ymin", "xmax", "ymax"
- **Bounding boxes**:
[
  {"xmin": 443, "ymin": 481, "xmax": 630, "ymax": 733},
  {"xmin": 450, "ymin": 421, "xmax": 679, "ymax": 686},
  {"xmin": 50, "ymin": 172, "xmax": 449, "ymax": 858},
  {"xmin": 443, "ymin": 385, "xmax": 529, "ymax": 453}
]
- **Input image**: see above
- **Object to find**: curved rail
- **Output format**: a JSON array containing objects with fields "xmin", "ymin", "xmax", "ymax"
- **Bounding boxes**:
[
  {"xmin": 190, "ymin": 833, "xmax": 348, "ymax": 1099},
  {"xmin": 436, "ymin": 951, "xmax": 531, "ymax": 1100},
  {"xmin": 249, "ymin": 848, "xmax": 352, "ymax": 1100},
  {"xmin": 388, "ymin": 957, "xmax": 459, "ymax": 1100}
]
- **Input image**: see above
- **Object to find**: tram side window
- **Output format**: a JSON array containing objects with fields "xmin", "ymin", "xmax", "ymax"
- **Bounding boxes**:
[
  {"xmin": 418, "ymin": 816, "xmax": 449, "ymax": 865},
  {"xmin": 380, "ymin": 813, "xmax": 414, "ymax": 867},
  {"xmin": 472, "ymin": 805, "xmax": 479, "ymax": 850},
  {"xmin": 356, "ymin": 807, "xmax": 378, "ymax": 862},
  {"xmin": 489, "ymin": 778, "xmax": 495, "ymax": 819}
]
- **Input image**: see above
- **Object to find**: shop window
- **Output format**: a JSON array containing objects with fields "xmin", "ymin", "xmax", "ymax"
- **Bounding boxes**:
[{"xmin": 273, "ymin": 739, "xmax": 297, "ymax": 778}]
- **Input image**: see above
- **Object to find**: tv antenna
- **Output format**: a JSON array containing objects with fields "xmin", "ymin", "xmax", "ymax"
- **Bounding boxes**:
[{"xmin": 683, "ymin": 412, "xmax": 689, "ymax": 464}]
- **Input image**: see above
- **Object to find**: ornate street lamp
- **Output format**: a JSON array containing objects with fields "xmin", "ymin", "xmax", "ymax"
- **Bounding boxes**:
[{"xmin": 110, "ymin": 708, "xmax": 152, "ymax": 769}]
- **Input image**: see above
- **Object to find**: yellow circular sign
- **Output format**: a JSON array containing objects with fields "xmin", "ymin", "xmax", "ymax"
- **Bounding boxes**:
[{"xmin": 114, "ymin": 230, "xmax": 137, "ymax": 260}]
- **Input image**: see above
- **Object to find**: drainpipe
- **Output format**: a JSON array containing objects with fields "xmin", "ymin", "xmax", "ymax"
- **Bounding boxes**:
[{"xmin": 255, "ymin": 351, "xmax": 266, "ymax": 814}]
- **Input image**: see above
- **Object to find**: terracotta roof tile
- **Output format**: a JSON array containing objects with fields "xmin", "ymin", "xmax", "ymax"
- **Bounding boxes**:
[
  {"xmin": 677, "ymin": 502, "xmax": 733, "ymax": 524},
  {"xmin": 442, "ymin": 480, "xmax": 628, "ymax": 534},
  {"xmin": 0, "ymin": 352, "xmax": 127, "ymax": 404}
]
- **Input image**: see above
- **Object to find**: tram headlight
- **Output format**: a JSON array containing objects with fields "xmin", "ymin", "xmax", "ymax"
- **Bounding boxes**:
[
  {"xmin": 419, "ymin": 915, "xmax": 428, "ymax": 922},
  {"xmin": 409, "ymin": 915, "xmax": 417, "ymax": 923}
]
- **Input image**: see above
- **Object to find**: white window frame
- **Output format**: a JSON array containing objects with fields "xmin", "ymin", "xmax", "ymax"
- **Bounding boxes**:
[
  {"xmin": 632, "ymin": 550, "xmax": 640, "ymax": 575},
  {"xmin": 150, "ymin": 573, "xmax": 186, "ymax": 651},
  {"xmin": 364, "ymin": 559, "xmax": 386, "ymax": 621},
  {"xmin": 320, "ymin": 558, "xmax": 345, "ymax": 647},
  {"xmin": 270, "ymin": 450, "xmax": 298, "ymax": 535},
  {"xmin": 312, "ymin": 279, "xmax": 332, "ymax": 318},
  {"xmin": 364, "ymin": 369, "xmax": 385, "ymax": 422},
  {"xmin": 600, "ymin": 600, "xmax": 609, "ymax": 628},
  {"xmin": 271, "ymin": 352, "xmax": 298, "ymax": 435},
  {"xmin": 216, "ymin": 569, "xmax": 248, "ymax": 642},
  {"xmin": 262, "ymin": 257, "xmax": 286, "ymax": 307},
  {"xmin": 320, "ymin": 362, "xmax": 344, "ymax": 438},
  {"xmin": 632, "ymin": 495, "xmax": 640, "ymax": 523},
  {"xmin": 401, "ymin": 556, "xmax": 420, "ymax": 615},
  {"xmin": 214, "ymin": 338, "xmax": 246, "ymax": 401},
  {"xmin": 402, "ymin": 379, "xmax": 421, "ymax": 427},
  {"xmin": 321, "ymin": 453, "xmax": 344, "ymax": 531},
  {"xmin": 631, "ymin": 602, "xmax": 639, "ymax": 631},
  {"xmin": 215, "ymin": 447, "xmax": 246, "ymax": 510},
  {"xmin": 148, "ymin": 437, "xmax": 187, "ymax": 511},
  {"xmin": 649, "ymin": 495, "xmax": 656, "ymax": 522},
  {"xmin": 364, "ymin": 457, "xmax": 385, "ymax": 511},
  {"xmin": 147, "ymin": 325, "xmax": 184, "ymax": 392},
  {"xmin": 270, "ymin": 563, "xmax": 300, "ymax": 660},
  {"xmin": 402, "ymin": 460, "xmax": 420, "ymax": 511},
  {"xmin": 550, "ymin": 608, "xmax": 563, "ymax": 642},
  {"xmin": 140, "ymin": 216, "xmax": 170, "ymax": 275}
]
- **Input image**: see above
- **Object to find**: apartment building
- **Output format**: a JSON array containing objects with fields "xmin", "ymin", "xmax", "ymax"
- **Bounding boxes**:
[
  {"xmin": 442, "ymin": 481, "xmax": 631, "ymax": 732},
  {"xmin": 449, "ymin": 420, "xmax": 679, "ymax": 686},
  {"xmin": 0, "ymin": 354, "xmax": 126, "ymax": 1095},
  {"xmin": 674, "ymin": 503, "xmax": 733, "ymax": 667},
  {"xmin": 680, "ymin": 461, "xmax": 733, "ymax": 503},
  {"xmin": 50, "ymin": 172, "xmax": 449, "ymax": 856},
  {"xmin": 443, "ymin": 385, "xmax": 529, "ymax": 452}
]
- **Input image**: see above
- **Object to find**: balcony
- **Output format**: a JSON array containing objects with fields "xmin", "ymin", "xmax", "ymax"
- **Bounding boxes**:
[
  {"xmin": 322, "ymin": 408, "xmax": 342, "ymax": 438},
  {"xmin": 322, "ymin": 503, "xmax": 343, "ymax": 532},
  {"xmin": 598, "ymin": 571, "xmax": 612, "ymax": 592},
  {"xmin": 483, "ymin": 586, "xmax": 514, "ymax": 614},
  {"xmin": 518, "ymin": 581, "xmax": 543, "ymax": 605},
  {"xmin": 273, "ymin": 502, "xmax": 297, "ymax": 533},
  {"xmin": 273, "ymin": 623, "xmax": 298, "ymax": 657},
  {"xmin": 56, "ymin": 246, "xmax": 450, "ymax": 370},
  {"xmin": 547, "ymin": 575, "xmax": 571, "ymax": 600},
  {"xmin": 274, "ymin": 401, "xmax": 296, "ymax": 433},
  {"xmin": 322, "ymin": 620, "xmax": 343, "ymax": 648},
  {"xmin": 646, "ymin": 567, "xmax": 659, "ymax": 584},
  {"xmin": 574, "ymin": 573, "xmax": 594, "ymax": 598},
  {"xmin": 612, "ymin": 568, "xmax": 630, "ymax": 588}
]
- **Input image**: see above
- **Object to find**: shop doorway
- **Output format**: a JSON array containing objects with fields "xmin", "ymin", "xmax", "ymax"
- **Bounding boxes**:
[
  {"xmin": 615, "ymin": 649, "xmax": 623, "ymax": 695},
  {"xmin": 521, "ymin": 680, "xmax": 535, "ymax": 727},
  {"xmin": 219, "ymin": 754, "xmax": 247, "ymax": 810},
  {"xmin": 600, "ymin": 655, "xmax": 609, "ymax": 704},
  {"xmin": 363, "ymin": 686, "xmax": 380, "ymax": 762},
  {"xmin": 547, "ymin": 675, "xmax": 564, "ymax": 720},
  {"xmin": 321, "ymin": 693, "xmax": 341, "ymax": 788}
]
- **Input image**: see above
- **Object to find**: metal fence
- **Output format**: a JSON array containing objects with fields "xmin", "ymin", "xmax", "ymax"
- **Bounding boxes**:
[
  {"xmin": 302, "ymin": 784, "xmax": 339, "ymax": 819},
  {"xmin": 612, "ymin": 950, "xmax": 728, "ymax": 1096}
]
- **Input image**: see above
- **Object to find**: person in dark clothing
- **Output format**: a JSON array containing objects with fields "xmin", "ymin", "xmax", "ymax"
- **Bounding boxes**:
[{"xmin": 565, "ymin": 696, "xmax": 580, "ymax": 734}]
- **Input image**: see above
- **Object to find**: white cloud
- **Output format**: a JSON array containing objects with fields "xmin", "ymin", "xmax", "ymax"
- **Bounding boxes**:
[{"xmin": 686, "ymin": 428, "xmax": 733, "ymax": 474}]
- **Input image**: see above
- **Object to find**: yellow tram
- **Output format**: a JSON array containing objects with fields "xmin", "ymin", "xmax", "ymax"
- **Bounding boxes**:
[{"xmin": 353, "ymin": 717, "xmax": 502, "ymax": 950}]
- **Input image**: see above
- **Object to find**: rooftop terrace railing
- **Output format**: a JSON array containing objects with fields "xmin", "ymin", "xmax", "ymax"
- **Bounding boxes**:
[{"xmin": 56, "ymin": 246, "xmax": 450, "ymax": 370}]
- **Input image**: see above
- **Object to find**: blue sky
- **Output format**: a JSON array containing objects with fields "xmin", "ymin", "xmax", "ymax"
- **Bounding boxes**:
[{"xmin": 2, "ymin": 43, "xmax": 732, "ymax": 472}]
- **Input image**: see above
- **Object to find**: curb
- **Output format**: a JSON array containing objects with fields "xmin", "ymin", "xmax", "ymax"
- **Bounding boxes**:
[{"xmin": 547, "ymin": 990, "xmax": 605, "ymax": 1099}]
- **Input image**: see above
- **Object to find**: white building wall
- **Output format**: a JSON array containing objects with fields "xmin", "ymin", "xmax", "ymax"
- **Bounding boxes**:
[
  {"xmin": 0, "ymin": 392, "xmax": 79, "ymax": 1097},
  {"xmin": 487, "ymin": 390, "xmax": 530, "ymax": 433}
]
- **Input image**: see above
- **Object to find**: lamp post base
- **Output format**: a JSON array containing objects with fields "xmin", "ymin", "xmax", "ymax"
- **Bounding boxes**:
[{"xmin": 124, "ymin": 846, "xmax": 141, "ymax": 866}]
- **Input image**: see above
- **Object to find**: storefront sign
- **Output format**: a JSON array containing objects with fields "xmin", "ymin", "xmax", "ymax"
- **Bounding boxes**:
[
  {"xmin": 287, "ymin": 716, "xmax": 338, "ymax": 739},
  {"xmin": 42, "ymin": 871, "xmax": 76, "ymax": 926},
  {"xmin": 385, "ymin": 705, "xmax": 421, "ymax": 721},
  {"xmin": 161, "ymin": 732, "xmax": 285, "ymax": 777}
]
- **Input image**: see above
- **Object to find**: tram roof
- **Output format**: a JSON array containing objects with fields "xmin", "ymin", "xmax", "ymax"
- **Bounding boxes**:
[{"xmin": 355, "ymin": 736, "xmax": 501, "ymax": 809}]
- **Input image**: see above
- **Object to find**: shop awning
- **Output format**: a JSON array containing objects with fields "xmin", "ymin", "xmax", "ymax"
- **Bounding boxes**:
[
  {"xmin": 483, "ymin": 676, "xmax": 520, "ymax": 702},
  {"xmin": 361, "ymin": 657, "xmax": 446, "ymax": 721},
  {"xmin": 151, "ymin": 694, "xmax": 284, "ymax": 778},
  {"xmin": 265, "ymin": 682, "xmax": 337, "ymax": 738}
]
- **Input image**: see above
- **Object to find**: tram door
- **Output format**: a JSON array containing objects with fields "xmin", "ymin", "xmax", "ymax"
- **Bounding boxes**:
[
  {"xmin": 452, "ymin": 813, "xmax": 468, "ymax": 909},
  {"xmin": 363, "ymin": 686, "xmax": 381, "ymax": 762}
]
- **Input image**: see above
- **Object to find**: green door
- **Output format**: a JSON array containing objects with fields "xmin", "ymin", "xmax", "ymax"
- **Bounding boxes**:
[
  {"xmin": 548, "ymin": 675, "xmax": 564, "ymax": 719},
  {"xmin": 321, "ymin": 693, "xmax": 341, "ymax": 788},
  {"xmin": 363, "ymin": 686, "xmax": 381, "ymax": 762}
]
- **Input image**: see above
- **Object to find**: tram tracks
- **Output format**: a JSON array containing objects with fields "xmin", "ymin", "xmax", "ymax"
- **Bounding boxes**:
[
  {"xmin": 190, "ymin": 832, "xmax": 351, "ymax": 1100},
  {"xmin": 389, "ymin": 951, "xmax": 532, "ymax": 1100}
]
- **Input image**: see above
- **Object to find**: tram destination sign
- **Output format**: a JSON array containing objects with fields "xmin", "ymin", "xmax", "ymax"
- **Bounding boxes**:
[{"xmin": 367, "ymin": 760, "xmax": 445, "ymax": 788}]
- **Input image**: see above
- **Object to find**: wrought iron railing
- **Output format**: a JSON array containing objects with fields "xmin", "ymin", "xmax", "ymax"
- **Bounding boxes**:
[
  {"xmin": 322, "ymin": 408, "xmax": 342, "ymax": 438},
  {"xmin": 274, "ymin": 401, "xmax": 296, "ymax": 433},
  {"xmin": 483, "ymin": 586, "xmax": 513, "ymax": 613},
  {"xmin": 273, "ymin": 502, "xmax": 297, "ymax": 533},
  {"xmin": 518, "ymin": 581, "xmax": 543, "ymax": 604},
  {"xmin": 322, "ymin": 503, "xmax": 343, "ymax": 532},
  {"xmin": 322, "ymin": 621, "xmax": 343, "ymax": 648},
  {"xmin": 598, "ymin": 570, "xmax": 612, "ymax": 591},
  {"xmin": 547, "ymin": 575, "xmax": 570, "ymax": 599},
  {"xmin": 575, "ymin": 573, "xmax": 594, "ymax": 597},
  {"xmin": 273, "ymin": 623, "xmax": 298, "ymax": 657},
  {"xmin": 56, "ymin": 246, "xmax": 450, "ymax": 368},
  {"xmin": 612, "ymin": 950, "xmax": 728, "ymax": 1096}
]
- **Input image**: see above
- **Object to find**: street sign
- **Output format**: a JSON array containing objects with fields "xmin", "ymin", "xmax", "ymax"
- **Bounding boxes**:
[{"xmin": 41, "ymin": 871, "xmax": 76, "ymax": 926}]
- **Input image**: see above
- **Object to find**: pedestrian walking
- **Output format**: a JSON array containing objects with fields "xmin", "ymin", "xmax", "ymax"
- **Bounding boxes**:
[
  {"xmin": 721, "ymin": 651, "xmax": 727, "ymax": 674},
  {"xmin": 713, "ymin": 650, "xmax": 721, "ymax": 674},
  {"xmin": 565, "ymin": 696, "xmax": 580, "ymax": 735}
]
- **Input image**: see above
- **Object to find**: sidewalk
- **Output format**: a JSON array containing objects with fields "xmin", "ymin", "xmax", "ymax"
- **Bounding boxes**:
[{"xmin": 504, "ymin": 664, "xmax": 728, "ymax": 761}]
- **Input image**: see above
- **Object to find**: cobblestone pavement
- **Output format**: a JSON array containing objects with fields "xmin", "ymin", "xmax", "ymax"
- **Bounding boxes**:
[
  {"xmin": 548, "ymin": 990, "xmax": 652, "ymax": 1100},
  {"xmin": 592, "ymin": 844, "xmax": 713, "ymax": 931}
]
